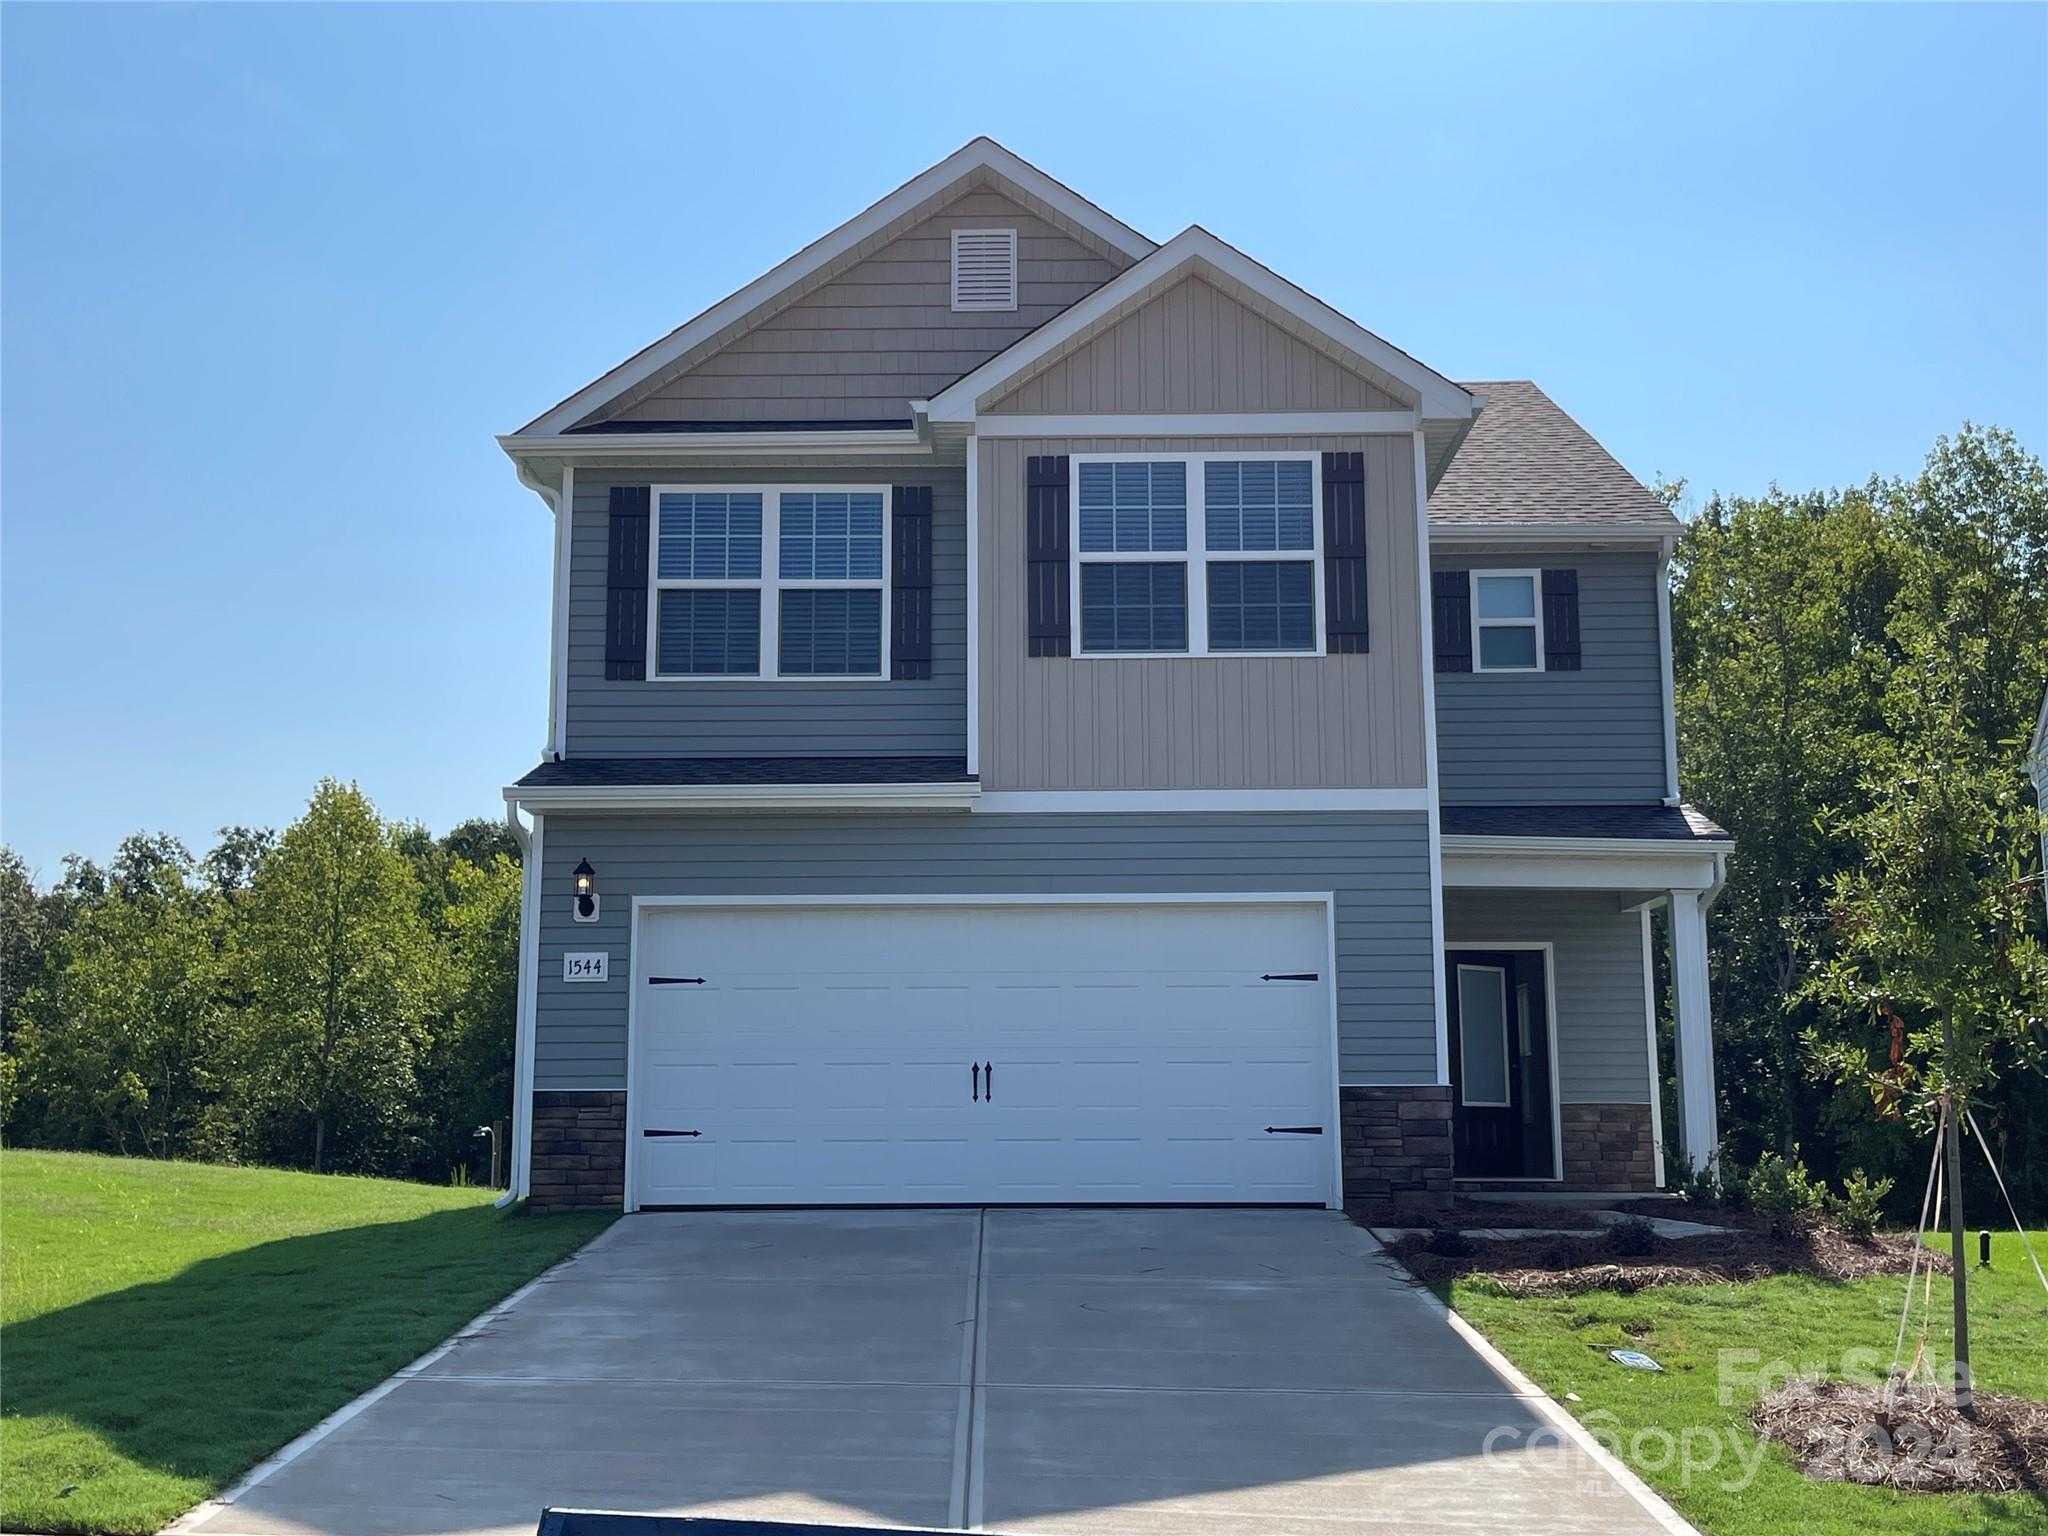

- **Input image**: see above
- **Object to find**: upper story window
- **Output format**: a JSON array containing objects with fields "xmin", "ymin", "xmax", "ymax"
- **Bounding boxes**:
[
  {"xmin": 1472, "ymin": 570, "xmax": 1543, "ymax": 671},
  {"xmin": 951, "ymin": 228, "xmax": 1018, "ymax": 312},
  {"xmin": 1072, "ymin": 454, "xmax": 1321, "ymax": 657},
  {"xmin": 651, "ymin": 486, "xmax": 888, "ymax": 679}
]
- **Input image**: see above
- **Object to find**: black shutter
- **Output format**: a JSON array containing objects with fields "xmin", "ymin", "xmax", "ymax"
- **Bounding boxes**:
[
  {"xmin": 1321, "ymin": 452, "xmax": 1369, "ymax": 653},
  {"xmin": 891, "ymin": 485, "xmax": 934, "ymax": 680},
  {"xmin": 605, "ymin": 485, "xmax": 651, "ymax": 681},
  {"xmin": 1542, "ymin": 569, "xmax": 1581, "ymax": 670},
  {"xmin": 1432, "ymin": 570, "xmax": 1472, "ymax": 672},
  {"xmin": 1026, "ymin": 455, "xmax": 1071, "ymax": 657}
]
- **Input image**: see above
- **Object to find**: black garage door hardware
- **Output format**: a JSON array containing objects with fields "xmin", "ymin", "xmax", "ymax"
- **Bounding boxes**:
[
  {"xmin": 1260, "ymin": 972, "xmax": 1319, "ymax": 982},
  {"xmin": 648, "ymin": 976, "xmax": 706, "ymax": 985},
  {"xmin": 1264, "ymin": 1125, "xmax": 1324, "ymax": 1135},
  {"xmin": 642, "ymin": 1128, "xmax": 702, "ymax": 1138}
]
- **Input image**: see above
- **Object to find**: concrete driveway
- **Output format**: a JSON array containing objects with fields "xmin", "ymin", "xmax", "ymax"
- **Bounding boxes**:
[{"xmin": 183, "ymin": 1209, "xmax": 1682, "ymax": 1536}]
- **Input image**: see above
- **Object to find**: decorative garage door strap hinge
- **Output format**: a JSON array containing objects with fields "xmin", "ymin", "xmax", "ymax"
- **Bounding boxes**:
[
  {"xmin": 1261, "ymin": 972, "xmax": 1319, "ymax": 982},
  {"xmin": 648, "ymin": 975, "xmax": 706, "ymax": 985},
  {"xmin": 642, "ymin": 1128, "xmax": 702, "ymax": 1138},
  {"xmin": 1264, "ymin": 1125, "xmax": 1325, "ymax": 1135}
]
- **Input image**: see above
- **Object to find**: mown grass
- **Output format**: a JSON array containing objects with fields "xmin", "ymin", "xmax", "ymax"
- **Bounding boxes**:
[
  {"xmin": 1450, "ymin": 1231, "xmax": 2048, "ymax": 1535},
  {"xmin": 1, "ymin": 1149, "xmax": 613, "ymax": 1534}
]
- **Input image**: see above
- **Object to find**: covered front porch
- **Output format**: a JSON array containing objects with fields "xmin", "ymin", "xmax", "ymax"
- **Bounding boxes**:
[{"xmin": 1439, "ymin": 805, "xmax": 1730, "ymax": 1194}]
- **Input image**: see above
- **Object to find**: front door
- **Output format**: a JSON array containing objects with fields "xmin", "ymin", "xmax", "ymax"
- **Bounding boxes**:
[{"xmin": 1447, "ymin": 949, "xmax": 1555, "ymax": 1179}]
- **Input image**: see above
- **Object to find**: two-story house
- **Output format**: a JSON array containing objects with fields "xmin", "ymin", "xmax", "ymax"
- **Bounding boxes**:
[{"xmin": 497, "ymin": 140, "xmax": 1730, "ymax": 1212}]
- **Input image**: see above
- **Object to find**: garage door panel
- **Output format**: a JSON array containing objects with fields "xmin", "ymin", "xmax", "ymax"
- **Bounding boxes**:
[{"xmin": 633, "ymin": 902, "xmax": 1335, "ymax": 1208}]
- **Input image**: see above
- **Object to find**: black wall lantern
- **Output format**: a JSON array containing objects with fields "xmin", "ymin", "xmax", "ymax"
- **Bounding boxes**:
[{"xmin": 572, "ymin": 858, "xmax": 599, "ymax": 922}]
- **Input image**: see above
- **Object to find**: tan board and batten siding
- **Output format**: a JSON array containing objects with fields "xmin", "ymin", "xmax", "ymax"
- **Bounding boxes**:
[
  {"xmin": 588, "ymin": 184, "xmax": 1131, "ymax": 426},
  {"xmin": 985, "ymin": 276, "xmax": 1406, "ymax": 415},
  {"xmin": 978, "ymin": 434, "xmax": 1425, "ymax": 791}
]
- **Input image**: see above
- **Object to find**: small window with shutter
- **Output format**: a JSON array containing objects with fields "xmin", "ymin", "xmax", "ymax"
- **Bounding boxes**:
[{"xmin": 951, "ymin": 229, "xmax": 1018, "ymax": 312}]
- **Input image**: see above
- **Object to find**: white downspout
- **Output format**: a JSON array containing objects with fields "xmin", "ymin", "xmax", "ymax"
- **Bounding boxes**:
[
  {"xmin": 498, "ymin": 800, "xmax": 545, "ymax": 1206},
  {"xmin": 1657, "ymin": 534, "xmax": 1682, "ymax": 807}
]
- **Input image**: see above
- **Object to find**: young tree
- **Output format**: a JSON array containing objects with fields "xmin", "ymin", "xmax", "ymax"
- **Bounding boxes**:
[
  {"xmin": 239, "ymin": 781, "xmax": 438, "ymax": 1172},
  {"xmin": 1811, "ymin": 427, "xmax": 2048, "ymax": 1408}
]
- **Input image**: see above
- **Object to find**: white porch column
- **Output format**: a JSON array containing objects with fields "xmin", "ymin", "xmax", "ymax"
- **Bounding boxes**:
[{"xmin": 1669, "ymin": 887, "xmax": 1719, "ymax": 1171}]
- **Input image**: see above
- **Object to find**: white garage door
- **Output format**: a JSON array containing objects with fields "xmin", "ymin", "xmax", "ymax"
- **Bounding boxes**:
[{"xmin": 631, "ymin": 900, "xmax": 1336, "ymax": 1208}]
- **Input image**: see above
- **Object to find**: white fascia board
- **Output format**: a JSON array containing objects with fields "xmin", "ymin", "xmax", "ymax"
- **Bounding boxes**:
[
  {"xmin": 974, "ymin": 411, "xmax": 1418, "ymax": 438},
  {"xmin": 1442, "ymin": 833, "xmax": 1731, "ymax": 856},
  {"xmin": 925, "ymin": 227, "xmax": 1476, "ymax": 425},
  {"xmin": 504, "ymin": 782, "xmax": 980, "ymax": 813},
  {"xmin": 1442, "ymin": 837, "xmax": 1725, "ymax": 892},
  {"xmin": 514, "ymin": 139, "xmax": 1155, "ymax": 438}
]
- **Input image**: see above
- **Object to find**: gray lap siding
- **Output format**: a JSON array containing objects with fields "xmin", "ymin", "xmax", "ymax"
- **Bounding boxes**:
[
  {"xmin": 1442, "ymin": 888, "xmax": 1653, "ymax": 1104},
  {"xmin": 531, "ymin": 810, "xmax": 1438, "ymax": 1092},
  {"xmin": 1432, "ymin": 549, "xmax": 1668, "ymax": 804},
  {"xmin": 565, "ymin": 464, "xmax": 967, "ymax": 758}
]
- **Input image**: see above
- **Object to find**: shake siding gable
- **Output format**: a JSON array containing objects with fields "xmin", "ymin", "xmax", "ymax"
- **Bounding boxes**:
[
  {"xmin": 984, "ymin": 276, "xmax": 1406, "ymax": 415},
  {"xmin": 591, "ymin": 187, "xmax": 1130, "ymax": 426},
  {"xmin": 565, "ymin": 464, "xmax": 967, "ymax": 758}
]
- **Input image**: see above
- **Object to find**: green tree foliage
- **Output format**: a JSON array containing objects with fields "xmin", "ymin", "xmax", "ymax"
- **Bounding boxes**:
[
  {"xmin": 234, "ymin": 781, "xmax": 440, "ymax": 1173},
  {"xmin": 1676, "ymin": 424, "xmax": 2048, "ymax": 1217},
  {"xmin": 4, "ymin": 797, "xmax": 523, "ymax": 1182},
  {"xmin": 14, "ymin": 841, "xmax": 224, "ymax": 1157}
]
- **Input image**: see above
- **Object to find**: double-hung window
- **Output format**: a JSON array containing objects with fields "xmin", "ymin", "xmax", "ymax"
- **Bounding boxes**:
[
  {"xmin": 1471, "ymin": 570, "xmax": 1543, "ymax": 672},
  {"xmin": 650, "ymin": 485, "xmax": 888, "ymax": 678},
  {"xmin": 1072, "ymin": 453, "xmax": 1322, "ymax": 656}
]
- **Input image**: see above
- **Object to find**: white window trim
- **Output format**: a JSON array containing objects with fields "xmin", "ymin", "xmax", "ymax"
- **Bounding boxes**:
[
  {"xmin": 1470, "ymin": 567, "xmax": 1545, "ymax": 674},
  {"xmin": 1069, "ymin": 451, "xmax": 1326, "ymax": 659},
  {"xmin": 950, "ymin": 228, "xmax": 1018, "ymax": 312},
  {"xmin": 1454, "ymin": 962, "xmax": 1513, "ymax": 1108},
  {"xmin": 646, "ymin": 483, "xmax": 892, "ymax": 683}
]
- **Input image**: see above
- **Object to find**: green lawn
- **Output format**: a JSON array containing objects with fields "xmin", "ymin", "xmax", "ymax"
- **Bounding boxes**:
[
  {"xmin": 1, "ymin": 1149, "xmax": 613, "ymax": 1535},
  {"xmin": 1449, "ymin": 1231, "xmax": 2048, "ymax": 1536}
]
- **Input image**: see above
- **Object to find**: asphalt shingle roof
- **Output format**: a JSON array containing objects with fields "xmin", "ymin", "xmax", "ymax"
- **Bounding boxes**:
[{"xmin": 1433, "ymin": 381, "xmax": 1680, "ymax": 531}]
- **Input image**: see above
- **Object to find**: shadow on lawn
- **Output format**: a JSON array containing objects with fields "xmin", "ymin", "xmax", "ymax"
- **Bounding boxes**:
[{"xmin": 2, "ymin": 1203, "xmax": 604, "ymax": 1491}]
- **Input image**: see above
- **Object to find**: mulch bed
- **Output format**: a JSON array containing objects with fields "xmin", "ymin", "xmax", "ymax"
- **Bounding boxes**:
[
  {"xmin": 1384, "ymin": 1224, "xmax": 1944, "ymax": 1295},
  {"xmin": 1754, "ymin": 1378, "xmax": 2048, "ymax": 1493},
  {"xmin": 1343, "ymin": 1198, "xmax": 1606, "ymax": 1231}
]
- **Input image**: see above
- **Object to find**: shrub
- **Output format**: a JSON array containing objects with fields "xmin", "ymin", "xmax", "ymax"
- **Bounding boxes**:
[
  {"xmin": 1830, "ymin": 1169, "xmax": 1894, "ymax": 1238},
  {"xmin": 1669, "ymin": 1150, "xmax": 1737, "ymax": 1207},
  {"xmin": 1602, "ymin": 1216, "xmax": 1662, "ymax": 1257},
  {"xmin": 1745, "ymin": 1150, "xmax": 1829, "ymax": 1231}
]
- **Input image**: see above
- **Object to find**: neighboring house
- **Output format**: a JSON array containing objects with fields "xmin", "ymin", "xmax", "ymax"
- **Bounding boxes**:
[{"xmin": 497, "ymin": 140, "xmax": 1730, "ymax": 1212}]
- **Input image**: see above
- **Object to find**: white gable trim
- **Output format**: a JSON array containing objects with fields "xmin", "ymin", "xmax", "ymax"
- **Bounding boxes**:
[
  {"xmin": 921, "ymin": 227, "xmax": 1477, "ymax": 427},
  {"xmin": 515, "ymin": 139, "xmax": 1155, "ymax": 438}
]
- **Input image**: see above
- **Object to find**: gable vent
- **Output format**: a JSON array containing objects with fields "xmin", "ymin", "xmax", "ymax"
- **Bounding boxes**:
[{"xmin": 951, "ymin": 228, "xmax": 1018, "ymax": 312}]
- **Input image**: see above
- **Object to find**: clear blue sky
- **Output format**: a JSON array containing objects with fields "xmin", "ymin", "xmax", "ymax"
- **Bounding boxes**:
[{"xmin": 4, "ymin": 3, "xmax": 2043, "ymax": 877}]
